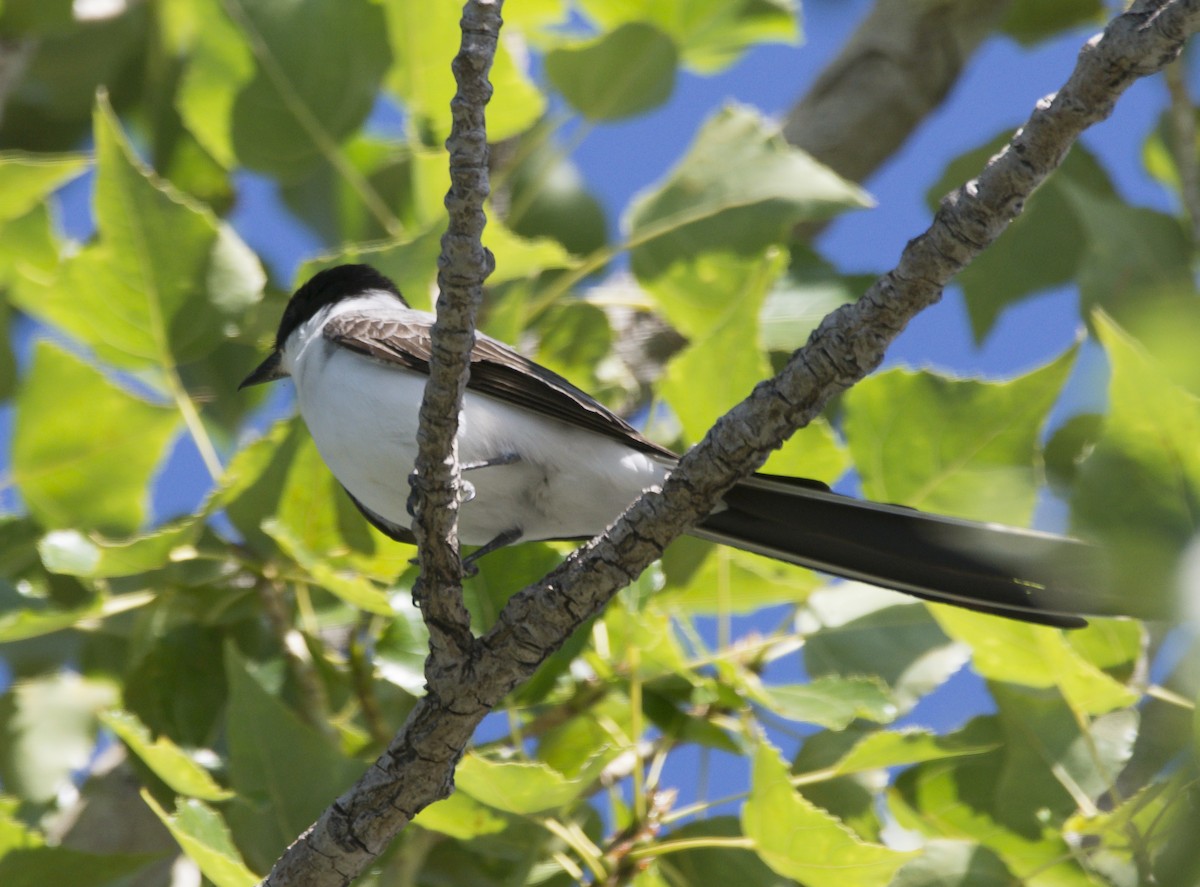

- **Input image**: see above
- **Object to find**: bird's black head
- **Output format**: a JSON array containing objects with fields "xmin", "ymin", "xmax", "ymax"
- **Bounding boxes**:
[
  {"xmin": 239, "ymin": 264, "xmax": 405, "ymax": 389},
  {"xmin": 274, "ymin": 263, "xmax": 405, "ymax": 351}
]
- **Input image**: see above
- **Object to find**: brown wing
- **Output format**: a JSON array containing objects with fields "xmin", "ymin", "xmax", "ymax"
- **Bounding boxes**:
[{"xmin": 323, "ymin": 313, "xmax": 676, "ymax": 458}]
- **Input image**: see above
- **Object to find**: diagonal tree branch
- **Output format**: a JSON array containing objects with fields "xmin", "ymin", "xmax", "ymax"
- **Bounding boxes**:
[{"xmin": 261, "ymin": 1, "xmax": 1199, "ymax": 884}]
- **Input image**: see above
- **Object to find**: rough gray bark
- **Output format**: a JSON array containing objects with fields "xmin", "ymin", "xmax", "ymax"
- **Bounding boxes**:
[{"xmin": 261, "ymin": 1, "xmax": 1200, "ymax": 884}]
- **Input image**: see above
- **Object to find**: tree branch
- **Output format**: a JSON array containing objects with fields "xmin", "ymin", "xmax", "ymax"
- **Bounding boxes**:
[
  {"xmin": 407, "ymin": 2, "xmax": 501, "ymax": 675},
  {"xmin": 782, "ymin": 0, "xmax": 1016, "ymax": 185},
  {"xmin": 260, "ymin": 1, "xmax": 1199, "ymax": 883}
]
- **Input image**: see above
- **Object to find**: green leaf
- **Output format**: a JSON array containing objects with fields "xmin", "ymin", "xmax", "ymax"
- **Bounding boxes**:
[
  {"xmin": 413, "ymin": 790, "xmax": 507, "ymax": 839},
  {"xmin": 13, "ymin": 341, "xmax": 179, "ymax": 533},
  {"xmin": 654, "ymin": 817, "xmax": 786, "ymax": 887},
  {"xmin": 890, "ymin": 839, "xmax": 1014, "ymax": 887},
  {"xmin": 455, "ymin": 755, "xmax": 585, "ymax": 814},
  {"xmin": 223, "ymin": 645, "xmax": 365, "ymax": 864},
  {"xmin": 803, "ymin": 585, "xmax": 967, "ymax": 714},
  {"xmin": 0, "ymin": 673, "xmax": 118, "ymax": 804},
  {"xmin": 0, "ymin": 152, "xmax": 87, "ymax": 220},
  {"xmin": 990, "ymin": 684, "xmax": 1137, "ymax": 833},
  {"xmin": 226, "ymin": 0, "xmax": 391, "ymax": 181},
  {"xmin": 263, "ymin": 518, "xmax": 396, "ymax": 615},
  {"xmin": 39, "ymin": 519, "xmax": 201, "ymax": 578},
  {"xmin": 1002, "ymin": 0, "xmax": 1104, "ymax": 45},
  {"xmin": 13, "ymin": 98, "xmax": 264, "ymax": 374},
  {"xmin": 743, "ymin": 741, "xmax": 917, "ymax": 886},
  {"xmin": 504, "ymin": 126, "xmax": 609, "ymax": 256},
  {"xmin": 175, "ymin": 0, "xmax": 256, "ymax": 169},
  {"xmin": 576, "ymin": 0, "xmax": 799, "ymax": 73},
  {"xmin": 0, "ymin": 592, "xmax": 152, "ymax": 643},
  {"xmin": 831, "ymin": 728, "xmax": 999, "ymax": 777},
  {"xmin": 627, "ymin": 105, "xmax": 872, "ymax": 280},
  {"xmin": 759, "ymin": 251, "xmax": 873, "ymax": 353},
  {"xmin": 891, "ymin": 728, "xmax": 1097, "ymax": 884},
  {"xmin": 101, "ymin": 709, "xmax": 232, "ymax": 801},
  {"xmin": 0, "ymin": 842, "xmax": 157, "ymax": 887},
  {"xmin": 654, "ymin": 249, "xmax": 783, "ymax": 441},
  {"xmin": 384, "ymin": 0, "xmax": 544, "ymax": 143},
  {"xmin": 142, "ymin": 793, "xmax": 258, "ymax": 887},
  {"xmin": 546, "ymin": 23, "xmax": 677, "ymax": 120},
  {"xmin": 934, "ymin": 608, "xmax": 1138, "ymax": 714},
  {"xmin": 1062, "ymin": 182, "xmax": 1193, "ymax": 326},
  {"xmin": 842, "ymin": 350, "xmax": 1075, "ymax": 524},
  {"xmin": 756, "ymin": 675, "xmax": 898, "ymax": 729},
  {"xmin": 661, "ymin": 541, "xmax": 821, "ymax": 613},
  {"xmin": 1072, "ymin": 315, "xmax": 1200, "ymax": 619}
]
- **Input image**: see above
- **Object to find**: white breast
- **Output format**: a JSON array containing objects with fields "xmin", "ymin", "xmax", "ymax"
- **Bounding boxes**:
[{"xmin": 284, "ymin": 309, "xmax": 673, "ymax": 547}]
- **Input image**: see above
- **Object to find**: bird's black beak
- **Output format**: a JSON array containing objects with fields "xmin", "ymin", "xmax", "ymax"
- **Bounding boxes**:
[{"xmin": 239, "ymin": 351, "xmax": 285, "ymax": 389}]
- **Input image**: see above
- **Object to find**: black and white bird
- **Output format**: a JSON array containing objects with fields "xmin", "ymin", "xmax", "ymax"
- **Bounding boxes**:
[{"xmin": 242, "ymin": 264, "xmax": 1108, "ymax": 628}]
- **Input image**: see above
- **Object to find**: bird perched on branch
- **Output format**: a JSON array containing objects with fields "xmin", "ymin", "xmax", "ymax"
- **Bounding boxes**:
[{"xmin": 243, "ymin": 264, "xmax": 1111, "ymax": 628}]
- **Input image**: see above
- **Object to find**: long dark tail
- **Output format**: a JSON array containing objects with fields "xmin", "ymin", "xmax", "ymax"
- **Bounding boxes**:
[{"xmin": 693, "ymin": 474, "xmax": 1112, "ymax": 628}]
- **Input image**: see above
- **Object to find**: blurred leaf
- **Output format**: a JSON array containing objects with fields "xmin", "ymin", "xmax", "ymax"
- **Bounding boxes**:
[
  {"xmin": 175, "ymin": 0, "xmax": 255, "ymax": 168},
  {"xmin": 225, "ymin": 0, "xmax": 391, "ymax": 181},
  {"xmin": 830, "ymin": 728, "xmax": 998, "ymax": 777},
  {"xmin": 142, "ymin": 793, "xmax": 258, "ymax": 887},
  {"xmin": 0, "ymin": 841, "xmax": 157, "ymax": 887},
  {"xmin": 455, "ymin": 754, "xmax": 584, "ymax": 814},
  {"xmin": 755, "ymin": 675, "xmax": 897, "ymax": 729},
  {"xmin": 628, "ymin": 105, "xmax": 872, "ymax": 280},
  {"xmin": 933, "ymin": 608, "xmax": 1138, "ymax": 714},
  {"xmin": 576, "ymin": 0, "xmax": 798, "ymax": 73},
  {"xmin": 842, "ymin": 350, "xmax": 1075, "ymax": 524},
  {"xmin": 546, "ymin": 23, "xmax": 677, "ymax": 120},
  {"xmin": 890, "ymin": 839, "xmax": 1014, "ymax": 887},
  {"xmin": 384, "ymin": 0, "xmax": 544, "ymax": 143},
  {"xmin": 124, "ymin": 624, "xmax": 229, "ymax": 747},
  {"xmin": 39, "ymin": 519, "xmax": 201, "ymax": 579},
  {"xmin": 101, "ymin": 709, "xmax": 232, "ymax": 801},
  {"xmin": 220, "ymin": 419, "xmax": 306, "ymax": 556},
  {"xmin": 803, "ymin": 585, "xmax": 968, "ymax": 714},
  {"xmin": 0, "ymin": 7, "xmax": 149, "ymax": 151},
  {"xmin": 661, "ymin": 540, "xmax": 820, "ymax": 612},
  {"xmin": 655, "ymin": 817, "xmax": 787, "ymax": 886},
  {"xmin": 484, "ymin": 220, "xmax": 577, "ymax": 284},
  {"xmin": 759, "ymin": 249, "xmax": 873, "ymax": 352},
  {"xmin": 0, "ymin": 672, "xmax": 117, "ymax": 804},
  {"xmin": 1063, "ymin": 182, "xmax": 1192, "ymax": 326},
  {"xmin": 1002, "ymin": 0, "xmax": 1104, "ymax": 45},
  {"xmin": 263, "ymin": 518, "xmax": 394, "ymax": 615},
  {"xmin": 891, "ymin": 730, "xmax": 1097, "ymax": 883},
  {"xmin": 223, "ymin": 645, "xmax": 364, "ymax": 866},
  {"xmin": 0, "ymin": 0, "xmax": 75, "ymax": 35},
  {"xmin": 1043, "ymin": 412, "xmax": 1103, "ymax": 492},
  {"xmin": 656, "ymin": 250, "xmax": 784, "ymax": 440},
  {"xmin": 743, "ymin": 741, "xmax": 916, "ymax": 886},
  {"xmin": 0, "ymin": 152, "xmax": 87, "ymax": 219},
  {"xmin": 1072, "ymin": 315, "xmax": 1200, "ymax": 619},
  {"xmin": 413, "ymin": 790, "xmax": 507, "ymax": 839},
  {"xmin": 504, "ymin": 128, "xmax": 609, "ymax": 256},
  {"xmin": 13, "ymin": 98, "xmax": 264, "ymax": 374},
  {"xmin": 13, "ymin": 341, "xmax": 179, "ymax": 533},
  {"xmin": 990, "ymin": 684, "xmax": 1137, "ymax": 834}
]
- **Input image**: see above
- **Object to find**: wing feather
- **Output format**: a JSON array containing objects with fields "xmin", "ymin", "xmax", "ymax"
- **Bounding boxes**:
[{"xmin": 323, "ymin": 314, "xmax": 675, "ymax": 458}]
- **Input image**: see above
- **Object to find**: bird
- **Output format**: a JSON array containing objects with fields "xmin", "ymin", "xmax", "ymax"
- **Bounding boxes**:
[{"xmin": 242, "ymin": 263, "xmax": 1109, "ymax": 628}]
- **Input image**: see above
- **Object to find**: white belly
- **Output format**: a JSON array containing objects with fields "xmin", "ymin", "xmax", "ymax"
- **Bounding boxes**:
[{"xmin": 291, "ymin": 341, "xmax": 673, "ymax": 546}]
